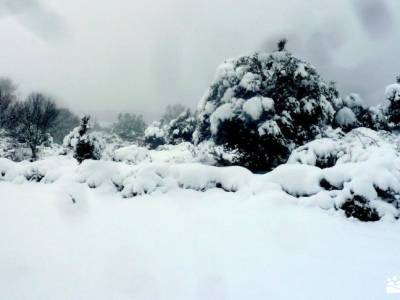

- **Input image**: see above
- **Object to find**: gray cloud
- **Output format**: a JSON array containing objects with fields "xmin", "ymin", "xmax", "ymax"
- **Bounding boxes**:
[
  {"xmin": 0, "ymin": 0, "xmax": 68, "ymax": 42},
  {"xmin": 0, "ymin": 0, "xmax": 399, "ymax": 121},
  {"xmin": 352, "ymin": 0, "xmax": 394, "ymax": 38}
]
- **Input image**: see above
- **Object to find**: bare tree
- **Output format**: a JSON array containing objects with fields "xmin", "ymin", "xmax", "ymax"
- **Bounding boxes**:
[
  {"xmin": 5, "ymin": 93, "xmax": 59, "ymax": 160},
  {"xmin": 0, "ymin": 77, "xmax": 17, "ymax": 127}
]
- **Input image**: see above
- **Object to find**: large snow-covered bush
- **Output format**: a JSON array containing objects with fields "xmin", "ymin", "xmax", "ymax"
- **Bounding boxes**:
[
  {"xmin": 288, "ymin": 128, "xmax": 400, "ymax": 221},
  {"xmin": 63, "ymin": 116, "xmax": 105, "ymax": 163},
  {"xmin": 194, "ymin": 49, "xmax": 341, "ymax": 172}
]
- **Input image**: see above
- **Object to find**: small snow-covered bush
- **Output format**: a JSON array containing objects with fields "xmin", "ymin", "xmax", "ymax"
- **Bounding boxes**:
[
  {"xmin": 385, "ymin": 78, "xmax": 400, "ymax": 129},
  {"xmin": 166, "ymin": 109, "xmax": 196, "ymax": 145},
  {"xmin": 194, "ymin": 47, "xmax": 341, "ymax": 172},
  {"xmin": 63, "ymin": 116, "xmax": 105, "ymax": 163},
  {"xmin": 144, "ymin": 110, "xmax": 196, "ymax": 149},
  {"xmin": 340, "ymin": 194, "xmax": 380, "ymax": 222},
  {"xmin": 144, "ymin": 121, "xmax": 166, "ymax": 149}
]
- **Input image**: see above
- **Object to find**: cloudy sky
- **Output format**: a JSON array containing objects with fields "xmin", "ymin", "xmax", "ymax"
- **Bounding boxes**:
[{"xmin": 0, "ymin": 0, "xmax": 399, "ymax": 121}]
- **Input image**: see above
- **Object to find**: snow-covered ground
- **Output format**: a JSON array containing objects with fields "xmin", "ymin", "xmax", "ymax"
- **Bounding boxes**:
[
  {"xmin": 1, "ymin": 128, "xmax": 400, "ymax": 299},
  {"xmin": 1, "ymin": 181, "xmax": 399, "ymax": 299}
]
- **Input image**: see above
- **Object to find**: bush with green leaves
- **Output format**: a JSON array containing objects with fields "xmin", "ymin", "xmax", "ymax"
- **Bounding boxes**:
[
  {"xmin": 63, "ymin": 116, "xmax": 105, "ymax": 163},
  {"xmin": 194, "ymin": 45, "xmax": 341, "ymax": 172}
]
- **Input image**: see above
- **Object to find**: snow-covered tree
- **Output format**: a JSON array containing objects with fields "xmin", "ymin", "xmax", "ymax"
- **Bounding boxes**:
[
  {"xmin": 63, "ymin": 116, "xmax": 105, "ymax": 163},
  {"xmin": 112, "ymin": 113, "xmax": 147, "ymax": 142},
  {"xmin": 194, "ymin": 43, "xmax": 340, "ymax": 171},
  {"xmin": 144, "ymin": 121, "xmax": 166, "ymax": 149},
  {"xmin": 385, "ymin": 77, "xmax": 400, "ymax": 129},
  {"xmin": 333, "ymin": 93, "xmax": 365, "ymax": 131},
  {"xmin": 166, "ymin": 109, "xmax": 196, "ymax": 144}
]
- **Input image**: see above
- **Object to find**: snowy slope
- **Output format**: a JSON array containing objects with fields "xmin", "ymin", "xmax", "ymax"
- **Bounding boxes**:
[{"xmin": 0, "ymin": 181, "xmax": 399, "ymax": 300}]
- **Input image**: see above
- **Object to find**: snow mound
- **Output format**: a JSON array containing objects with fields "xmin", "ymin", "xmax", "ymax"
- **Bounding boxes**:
[
  {"xmin": 112, "ymin": 145, "xmax": 151, "ymax": 164},
  {"xmin": 1, "ymin": 128, "xmax": 400, "ymax": 221},
  {"xmin": 111, "ymin": 143, "xmax": 198, "ymax": 165}
]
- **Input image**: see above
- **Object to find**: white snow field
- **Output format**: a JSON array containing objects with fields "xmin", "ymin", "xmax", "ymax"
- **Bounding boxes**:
[
  {"xmin": 1, "ymin": 128, "xmax": 400, "ymax": 299},
  {"xmin": 1, "ymin": 172, "xmax": 400, "ymax": 299}
]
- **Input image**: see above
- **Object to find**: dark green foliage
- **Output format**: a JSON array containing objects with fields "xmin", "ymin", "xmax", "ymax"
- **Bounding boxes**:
[
  {"xmin": 196, "ymin": 49, "xmax": 339, "ymax": 172},
  {"xmin": 166, "ymin": 109, "xmax": 196, "ymax": 144},
  {"xmin": 144, "ymin": 121, "xmax": 166, "ymax": 149},
  {"xmin": 340, "ymin": 194, "xmax": 380, "ymax": 222},
  {"xmin": 214, "ymin": 119, "xmax": 289, "ymax": 172},
  {"xmin": 277, "ymin": 39, "xmax": 287, "ymax": 52}
]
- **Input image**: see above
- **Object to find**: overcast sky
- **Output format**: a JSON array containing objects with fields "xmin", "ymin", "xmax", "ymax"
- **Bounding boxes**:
[{"xmin": 0, "ymin": 0, "xmax": 399, "ymax": 121}]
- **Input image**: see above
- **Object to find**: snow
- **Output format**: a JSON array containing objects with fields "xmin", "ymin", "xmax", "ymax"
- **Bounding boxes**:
[
  {"xmin": 335, "ymin": 107, "xmax": 357, "ymax": 127},
  {"xmin": 294, "ymin": 63, "xmax": 308, "ymax": 78},
  {"xmin": 385, "ymin": 83, "xmax": 400, "ymax": 102},
  {"xmin": 144, "ymin": 121, "xmax": 165, "ymax": 138},
  {"xmin": 112, "ymin": 143, "xmax": 202, "ymax": 165},
  {"xmin": 261, "ymin": 97, "xmax": 274, "ymax": 111},
  {"xmin": 344, "ymin": 93, "xmax": 364, "ymax": 108},
  {"xmin": 242, "ymin": 97, "xmax": 263, "ymax": 120},
  {"xmin": 0, "ymin": 179, "xmax": 399, "ymax": 300},
  {"xmin": 210, "ymin": 103, "xmax": 233, "ymax": 134},
  {"xmin": 242, "ymin": 96, "xmax": 274, "ymax": 121},
  {"xmin": 239, "ymin": 72, "xmax": 261, "ymax": 92},
  {"xmin": 258, "ymin": 120, "xmax": 281, "ymax": 136},
  {"xmin": 113, "ymin": 145, "xmax": 151, "ymax": 164},
  {"xmin": 2, "ymin": 127, "xmax": 400, "ymax": 298}
]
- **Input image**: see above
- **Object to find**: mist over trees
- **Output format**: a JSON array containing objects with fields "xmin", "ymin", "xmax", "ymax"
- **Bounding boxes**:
[
  {"xmin": 0, "ymin": 78, "xmax": 80, "ymax": 160},
  {"xmin": 49, "ymin": 108, "xmax": 80, "ymax": 144},
  {"xmin": 160, "ymin": 104, "xmax": 186, "ymax": 125},
  {"xmin": 0, "ymin": 77, "xmax": 17, "ymax": 127},
  {"xmin": 0, "ymin": 40, "xmax": 399, "ymax": 169},
  {"xmin": 112, "ymin": 113, "xmax": 147, "ymax": 142}
]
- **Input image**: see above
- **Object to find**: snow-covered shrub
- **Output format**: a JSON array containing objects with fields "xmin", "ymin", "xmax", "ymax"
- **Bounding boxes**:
[
  {"xmin": 112, "ymin": 145, "xmax": 151, "ymax": 164},
  {"xmin": 335, "ymin": 93, "xmax": 389, "ymax": 131},
  {"xmin": 111, "ymin": 142, "xmax": 198, "ymax": 165},
  {"xmin": 360, "ymin": 105, "xmax": 388, "ymax": 131},
  {"xmin": 334, "ymin": 107, "xmax": 358, "ymax": 131},
  {"xmin": 63, "ymin": 116, "xmax": 105, "ymax": 163},
  {"xmin": 166, "ymin": 109, "xmax": 196, "ymax": 145},
  {"xmin": 144, "ymin": 121, "xmax": 166, "ymax": 149},
  {"xmin": 333, "ymin": 93, "xmax": 366, "ymax": 131},
  {"xmin": 194, "ymin": 48, "xmax": 340, "ymax": 172},
  {"xmin": 385, "ymin": 77, "xmax": 400, "ymax": 129},
  {"xmin": 288, "ymin": 128, "xmax": 392, "ymax": 167},
  {"xmin": 340, "ymin": 194, "xmax": 380, "ymax": 222}
]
